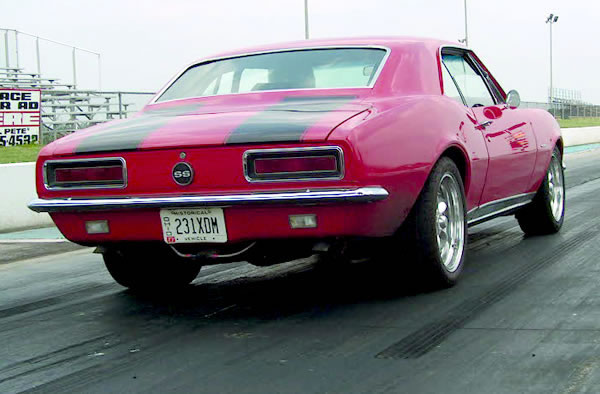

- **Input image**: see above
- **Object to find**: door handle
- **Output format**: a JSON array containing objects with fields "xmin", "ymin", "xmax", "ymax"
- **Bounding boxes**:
[{"xmin": 476, "ymin": 120, "xmax": 493, "ymax": 129}]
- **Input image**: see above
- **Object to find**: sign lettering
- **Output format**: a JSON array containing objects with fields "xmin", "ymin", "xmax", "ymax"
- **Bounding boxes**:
[{"xmin": 0, "ymin": 89, "xmax": 41, "ymax": 146}]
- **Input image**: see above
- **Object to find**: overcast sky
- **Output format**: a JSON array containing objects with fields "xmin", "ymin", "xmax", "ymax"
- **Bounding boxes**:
[{"xmin": 2, "ymin": 0, "xmax": 599, "ymax": 104}]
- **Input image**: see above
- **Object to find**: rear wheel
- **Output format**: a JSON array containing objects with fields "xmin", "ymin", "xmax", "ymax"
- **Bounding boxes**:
[
  {"xmin": 102, "ymin": 246, "xmax": 201, "ymax": 291},
  {"xmin": 398, "ymin": 157, "xmax": 467, "ymax": 287},
  {"xmin": 516, "ymin": 146, "xmax": 565, "ymax": 235}
]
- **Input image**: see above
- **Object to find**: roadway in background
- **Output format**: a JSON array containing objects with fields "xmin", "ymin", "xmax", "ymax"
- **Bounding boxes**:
[{"xmin": 0, "ymin": 148, "xmax": 600, "ymax": 393}]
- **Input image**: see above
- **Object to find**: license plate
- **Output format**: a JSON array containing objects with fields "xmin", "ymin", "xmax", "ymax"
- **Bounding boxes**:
[{"xmin": 160, "ymin": 208, "xmax": 227, "ymax": 243}]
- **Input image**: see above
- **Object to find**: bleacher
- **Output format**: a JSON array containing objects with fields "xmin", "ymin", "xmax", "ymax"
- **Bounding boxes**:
[{"xmin": 0, "ymin": 66, "xmax": 152, "ymax": 143}]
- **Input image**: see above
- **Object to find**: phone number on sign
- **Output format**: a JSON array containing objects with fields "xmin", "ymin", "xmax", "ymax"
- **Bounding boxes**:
[{"xmin": 0, "ymin": 134, "xmax": 39, "ymax": 146}]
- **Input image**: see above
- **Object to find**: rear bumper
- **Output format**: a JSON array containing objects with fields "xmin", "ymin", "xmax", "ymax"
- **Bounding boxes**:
[
  {"xmin": 32, "ymin": 186, "xmax": 399, "ymax": 244},
  {"xmin": 28, "ymin": 186, "xmax": 389, "ymax": 213}
]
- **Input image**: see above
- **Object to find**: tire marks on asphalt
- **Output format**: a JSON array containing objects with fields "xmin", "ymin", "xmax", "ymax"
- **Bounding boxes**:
[
  {"xmin": 0, "ymin": 333, "xmax": 116, "ymax": 387},
  {"xmin": 0, "ymin": 283, "xmax": 117, "ymax": 320},
  {"xmin": 376, "ymin": 221, "xmax": 600, "ymax": 360}
]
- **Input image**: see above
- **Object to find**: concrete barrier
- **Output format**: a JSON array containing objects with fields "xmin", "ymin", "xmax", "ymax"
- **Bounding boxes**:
[
  {"xmin": 1, "ymin": 126, "xmax": 599, "ymax": 233},
  {"xmin": 0, "ymin": 162, "xmax": 52, "ymax": 232},
  {"xmin": 561, "ymin": 126, "xmax": 600, "ymax": 147}
]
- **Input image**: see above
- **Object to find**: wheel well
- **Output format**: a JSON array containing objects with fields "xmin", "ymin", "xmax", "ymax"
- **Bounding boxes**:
[
  {"xmin": 441, "ymin": 147, "xmax": 468, "ymax": 190},
  {"xmin": 556, "ymin": 138, "xmax": 564, "ymax": 157}
]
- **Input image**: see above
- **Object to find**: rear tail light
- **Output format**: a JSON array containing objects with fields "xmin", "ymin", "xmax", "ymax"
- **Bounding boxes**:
[
  {"xmin": 254, "ymin": 156, "xmax": 337, "ymax": 175},
  {"xmin": 44, "ymin": 158, "xmax": 126, "ymax": 189},
  {"xmin": 55, "ymin": 166, "xmax": 123, "ymax": 183},
  {"xmin": 244, "ymin": 147, "xmax": 344, "ymax": 181}
]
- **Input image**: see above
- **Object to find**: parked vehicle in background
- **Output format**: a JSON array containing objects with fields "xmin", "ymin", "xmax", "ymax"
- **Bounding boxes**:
[{"xmin": 29, "ymin": 37, "xmax": 565, "ymax": 291}]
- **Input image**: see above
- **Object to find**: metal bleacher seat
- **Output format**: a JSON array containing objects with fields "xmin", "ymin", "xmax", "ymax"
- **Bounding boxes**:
[{"xmin": 1, "ymin": 66, "xmax": 142, "ymax": 138}]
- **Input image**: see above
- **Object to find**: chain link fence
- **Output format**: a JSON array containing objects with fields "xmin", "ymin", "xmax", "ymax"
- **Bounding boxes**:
[{"xmin": 522, "ymin": 101, "xmax": 600, "ymax": 119}]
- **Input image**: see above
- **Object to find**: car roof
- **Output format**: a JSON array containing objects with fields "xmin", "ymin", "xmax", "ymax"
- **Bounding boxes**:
[{"xmin": 157, "ymin": 37, "xmax": 466, "ymax": 99}]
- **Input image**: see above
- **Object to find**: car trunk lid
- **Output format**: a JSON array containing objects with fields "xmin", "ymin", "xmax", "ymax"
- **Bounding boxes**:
[{"xmin": 49, "ymin": 92, "xmax": 371, "ymax": 156}]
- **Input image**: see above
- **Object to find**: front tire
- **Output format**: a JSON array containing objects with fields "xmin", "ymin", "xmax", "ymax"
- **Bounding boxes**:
[
  {"xmin": 102, "ymin": 246, "xmax": 201, "ymax": 291},
  {"xmin": 399, "ymin": 157, "xmax": 468, "ymax": 287},
  {"xmin": 516, "ymin": 146, "xmax": 565, "ymax": 235}
]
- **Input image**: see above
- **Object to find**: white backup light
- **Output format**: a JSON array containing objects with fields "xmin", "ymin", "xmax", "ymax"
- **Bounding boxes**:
[
  {"xmin": 289, "ymin": 214, "xmax": 317, "ymax": 229},
  {"xmin": 85, "ymin": 220, "xmax": 109, "ymax": 234}
]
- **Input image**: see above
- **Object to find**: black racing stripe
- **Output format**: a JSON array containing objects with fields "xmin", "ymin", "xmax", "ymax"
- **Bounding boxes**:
[
  {"xmin": 75, "ymin": 103, "xmax": 203, "ymax": 154},
  {"xmin": 226, "ymin": 96, "xmax": 357, "ymax": 145}
]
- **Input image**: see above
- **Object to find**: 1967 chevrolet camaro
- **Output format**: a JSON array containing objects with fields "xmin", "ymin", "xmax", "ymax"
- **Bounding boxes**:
[{"xmin": 29, "ymin": 37, "xmax": 565, "ymax": 290}]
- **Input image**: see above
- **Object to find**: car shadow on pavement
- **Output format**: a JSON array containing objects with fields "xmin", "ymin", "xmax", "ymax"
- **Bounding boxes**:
[
  {"xmin": 111, "ymin": 256, "xmax": 440, "ymax": 324},
  {"xmin": 101, "ymin": 221, "xmax": 523, "ymax": 325},
  {"xmin": 93, "ymin": 216, "xmax": 533, "ymax": 330}
]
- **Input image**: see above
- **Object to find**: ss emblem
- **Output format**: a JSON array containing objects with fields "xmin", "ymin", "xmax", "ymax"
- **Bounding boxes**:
[
  {"xmin": 172, "ymin": 162, "xmax": 194, "ymax": 186},
  {"xmin": 174, "ymin": 170, "xmax": 191, "ymax": 178}
]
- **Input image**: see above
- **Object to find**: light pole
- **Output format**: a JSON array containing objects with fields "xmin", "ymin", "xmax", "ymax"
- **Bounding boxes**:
[
  {"xmin": 546, "ymin": 13, "xmax": 559, "ymax": 103},
  {"xmin": 458, "ymin": 0, "xmax": 468, "ymax": 46},
  {"xmin": 304, "ymin": 0, "xmax": 310, "ymax": 39},
  {"xmin": 463, "ymin": 0, "xmax": 468, "ymax": 46}
]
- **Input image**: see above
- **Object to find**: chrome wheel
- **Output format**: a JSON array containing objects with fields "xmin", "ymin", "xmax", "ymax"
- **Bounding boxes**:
[
  {"xmin": 548, "ymin": 154, "xmax": 564, "ymax": 221},
  {"xmin": 516, "ymin": 146, "xmax": 565, "ymax": 236},
  {"xmin": 435, "ymin": 173, "xmax": 465, "ymax": 273},
  {"xmin": 400, "ymin": 157, "xmax": 466, "ymax": 287}
]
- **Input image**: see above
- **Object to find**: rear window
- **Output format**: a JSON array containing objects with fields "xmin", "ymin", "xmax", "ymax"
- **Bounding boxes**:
[{"xmin": 156, "ymin": 48, "xmax": 387, "ymax": 102}]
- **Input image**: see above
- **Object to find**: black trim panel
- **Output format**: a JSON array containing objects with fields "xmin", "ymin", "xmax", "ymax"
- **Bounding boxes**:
[{"xmin": 468, "ymin": 193, "xmax": 535, "ymax": 226}]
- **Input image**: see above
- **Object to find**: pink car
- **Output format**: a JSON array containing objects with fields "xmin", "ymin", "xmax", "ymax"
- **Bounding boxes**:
[{"xmin": 29, "ymin": 37, "xmax": 565, "ymax": 290}]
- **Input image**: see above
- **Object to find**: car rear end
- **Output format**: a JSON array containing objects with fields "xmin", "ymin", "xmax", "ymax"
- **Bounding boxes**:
[{"xmin": 33, "ymin": 140, "xmax": 394, "ymax": 246}]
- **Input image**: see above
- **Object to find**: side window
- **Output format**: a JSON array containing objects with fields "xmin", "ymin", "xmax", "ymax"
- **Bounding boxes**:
[
  {"xmin": 470, "ymin": 57, "xmax": 505, "ymax": 104},
  {"xmin": 442, "ymin": 53, "xmax": 495, "ymax": 107},
  {"xmin": 441, "ymin": 63, "xmax": 464, "ymax": 105}
]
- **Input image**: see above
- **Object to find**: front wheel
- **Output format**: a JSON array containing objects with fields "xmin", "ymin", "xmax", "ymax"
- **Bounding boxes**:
[
  {"xmin": 102, "ymin": 245, "xmax": 202, "ymax": 291},
  {"xmin": 398, "ymin": 157, "xmax": 468, "ymax": 287},
  {"xmin": 516, "ymin": 146, "xmax": 565, "ymax": 235}
]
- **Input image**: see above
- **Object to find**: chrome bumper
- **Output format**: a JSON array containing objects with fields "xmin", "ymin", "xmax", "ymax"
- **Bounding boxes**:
[{"xmin": 28, "ymin": 187, "xmax": 389, "ymax": 213}]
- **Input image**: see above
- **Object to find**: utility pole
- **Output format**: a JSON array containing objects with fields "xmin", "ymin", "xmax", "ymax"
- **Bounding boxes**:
[
  {"xmin": 546, "ymin": 13, "xmax": 559, "ymax": 104},
  {"xmin": 463, "ymin": 0, "xmax": 468, "ymax": 46},
  {"xmin": 3, "ymin": 30, "xmax": 9, "ymax": 68},
  {"xmin": 304, "ymin": 0, "xmax": 310, "ymax": 39},
  {"xmin": 458, "ymin": 0, "xmax": 469, "ymax": 46}
]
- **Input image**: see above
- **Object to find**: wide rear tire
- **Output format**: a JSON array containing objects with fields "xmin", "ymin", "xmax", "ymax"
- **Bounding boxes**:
[
  {"xmin": 398, "ymin": 157, "xmax": 468, "ymax": 288},
  {"xmin": 516, "ymin": 146, "xmax": 565, "ymax": 235},
  {"xmin": 102, "ymin": 246, "xmax": 201, "ymax": 291}
]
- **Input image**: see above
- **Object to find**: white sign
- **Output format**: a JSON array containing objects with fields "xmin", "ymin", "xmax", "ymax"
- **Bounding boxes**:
[{"xmin": 0, "ymin": 89, "xmax": 41, "ymax": 146}]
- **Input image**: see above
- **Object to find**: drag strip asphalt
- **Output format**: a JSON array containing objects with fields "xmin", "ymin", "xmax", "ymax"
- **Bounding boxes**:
[{"xmin": 1, "ymin": 148, "xmax": 600, "ymax": 393}]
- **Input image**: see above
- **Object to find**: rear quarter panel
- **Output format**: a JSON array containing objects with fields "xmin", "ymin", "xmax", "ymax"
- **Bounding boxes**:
[{"xmin": 328, "ymin": 95, "xmax": 487, "ymax": 231}]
